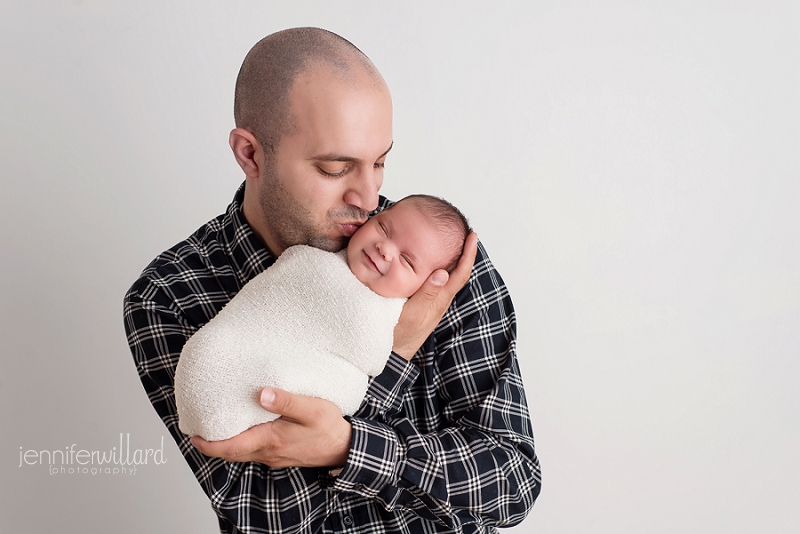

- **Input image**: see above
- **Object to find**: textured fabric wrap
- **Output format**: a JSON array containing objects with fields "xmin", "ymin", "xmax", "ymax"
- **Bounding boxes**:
[{"xmin": 174, "ymin": 245, "xmax": 406, "ymax": 441}]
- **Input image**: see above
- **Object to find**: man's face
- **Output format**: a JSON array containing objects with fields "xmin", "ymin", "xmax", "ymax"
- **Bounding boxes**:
[
  {"xmin": 347, "ymin": 202, "xmax": 448, "ymax": 298},
  {"xmin": 257, "ymin": 65, "xmax": 393, "ymax": 255}
]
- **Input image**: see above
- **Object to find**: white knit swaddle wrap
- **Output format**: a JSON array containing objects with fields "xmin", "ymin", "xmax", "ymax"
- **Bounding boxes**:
[{"xmin": 174, "ymin": 245, "xmax": 406, "ymax": 441}]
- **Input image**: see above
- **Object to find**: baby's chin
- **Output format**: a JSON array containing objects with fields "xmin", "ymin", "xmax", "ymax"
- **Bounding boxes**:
[
  {"xmin": 354, "ymin": 276, "xmax": 413, "ymax": 299},
  {"xmin": 366, "ymin": 281, "xmax": 418, "ymax": 299}
]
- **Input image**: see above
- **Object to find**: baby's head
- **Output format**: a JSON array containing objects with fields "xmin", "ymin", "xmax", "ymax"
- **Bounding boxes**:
[{"xmin": 346, "ymin": 195, "xmax": 472, "ymax": 298}]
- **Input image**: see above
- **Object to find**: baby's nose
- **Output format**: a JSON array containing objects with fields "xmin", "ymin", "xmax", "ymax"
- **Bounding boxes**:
[{"xmin": 376, "ymin": 241, "xmax": 395, "ymax": 260}]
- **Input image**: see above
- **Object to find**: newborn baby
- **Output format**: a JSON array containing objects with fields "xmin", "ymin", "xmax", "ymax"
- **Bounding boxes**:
[{"xmin": 175, "ymin": 194, "xmax": 470, "ymax": 441}]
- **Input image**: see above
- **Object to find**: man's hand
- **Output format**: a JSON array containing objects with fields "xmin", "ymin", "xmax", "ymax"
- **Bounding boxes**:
[
  {"xmin": 392, "ymin": 233, "xmax": 478, "ymax": 360},
  {"xmin": 190, "ymin": 388, "xmax": 352, "ymax": 469}
]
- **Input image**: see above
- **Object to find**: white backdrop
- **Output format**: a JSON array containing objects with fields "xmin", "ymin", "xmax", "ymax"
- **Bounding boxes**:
[{"xmin": 2, "ymin": 1, "xmax": 798, "ymax": 533}]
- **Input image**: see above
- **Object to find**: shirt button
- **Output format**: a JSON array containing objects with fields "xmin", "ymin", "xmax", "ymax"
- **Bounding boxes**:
[{"xmin": 343, "ymin": 515, "xmax": 353, "ymax": 526}]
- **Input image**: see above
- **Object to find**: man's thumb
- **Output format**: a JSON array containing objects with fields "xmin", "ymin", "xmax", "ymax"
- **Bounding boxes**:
[
  {"xmin": 259, "ymin": 387, "xmax": 299, "ymax": 420},
  {"xmin": 431, "ymin": 270, "xmax": 448, "ymax": 287},
  {"xmin": 260, "ymin": 388, "xmax": 277, "ymax": 408},
  {"xmin": 416, "ymin": 270, "xmax": 448, "ymax": 301}
]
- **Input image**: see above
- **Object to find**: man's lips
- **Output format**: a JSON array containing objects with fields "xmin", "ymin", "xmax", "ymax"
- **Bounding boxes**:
[
  {"xmin": 339, "ymin": 223, "xmax": 361, "ymax": 237},
  {"xmin": 338, "ymin": 221, "xmax": 365, "ymax": 237}
]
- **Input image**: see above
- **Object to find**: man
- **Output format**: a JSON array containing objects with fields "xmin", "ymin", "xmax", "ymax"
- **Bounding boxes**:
[{"xmin": 124, "ymin": 27, "xmax": 541, "ymax": 533}]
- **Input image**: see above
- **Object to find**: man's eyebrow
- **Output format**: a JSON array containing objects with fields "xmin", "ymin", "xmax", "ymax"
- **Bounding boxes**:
[{"xmin": 311, "ymin": 141, "xmax": 394, "ymax": 163}]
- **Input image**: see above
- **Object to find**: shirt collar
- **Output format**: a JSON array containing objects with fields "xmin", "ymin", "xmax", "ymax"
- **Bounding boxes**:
[{"xmin": 221, "ymin": 181, "xmax": 276, "ymax": 287}]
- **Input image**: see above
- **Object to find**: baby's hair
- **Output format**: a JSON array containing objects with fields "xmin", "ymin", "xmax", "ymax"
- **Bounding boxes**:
[{"xmin": 391, "ymin": 194, "xmax": 472, "ymax": 273}]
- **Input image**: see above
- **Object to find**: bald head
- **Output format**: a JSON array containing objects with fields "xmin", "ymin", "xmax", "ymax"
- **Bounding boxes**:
[{"xmin": 234, "ymin": 27, "xmax": 384, "ymax": 154}]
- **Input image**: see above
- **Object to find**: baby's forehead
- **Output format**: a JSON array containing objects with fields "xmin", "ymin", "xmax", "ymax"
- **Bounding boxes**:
[
  {"xmin": 382, "ymin": 203, "xmax": 457, "ymax": 263},
  {"xmin": 380, "ymin": 201, "xmax": 434, "ymax": 230}
]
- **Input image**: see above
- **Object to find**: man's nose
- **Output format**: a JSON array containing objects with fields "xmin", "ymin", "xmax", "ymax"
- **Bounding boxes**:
[{"xmin": 343, "ymin": 167, "xmax": 381, "ymax": 212}]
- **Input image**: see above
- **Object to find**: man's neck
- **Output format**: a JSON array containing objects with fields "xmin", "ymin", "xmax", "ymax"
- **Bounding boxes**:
[{"xmin": 241, "ymin": 182, "xmax": 284, "ymax": 257}]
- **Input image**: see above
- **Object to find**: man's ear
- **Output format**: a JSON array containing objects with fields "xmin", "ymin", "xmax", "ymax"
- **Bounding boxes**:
[{"xmin": 229, "ymin": 128, "xmax": 263, "ymax": 179}]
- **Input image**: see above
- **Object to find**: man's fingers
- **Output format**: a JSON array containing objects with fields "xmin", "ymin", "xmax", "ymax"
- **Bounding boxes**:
[
  {"xmin": 431, "ymin": 232, "xmax": 479, "ymax": 307},
  {"xmin": 391, "ymin": 234, "xmax": 479, "ymax": 361},
  {"xmin": 189, "ymin": 389, "xmax": 293, "ymax": 460},
  {"xmin": 190, "ymin": 426, "xmax": 271, "ymax": 461},
  {"xmin": 189, "ymin": 436, "xmax": 210, "ymax": 454},
  {"xmin": 413, "ymin": 233, "xmax": 478, "ymax": 307},
  {"xmin": 260, "ymin": 387, "xmax": 324, "ymax": 424},
  {"xmin": 189, "ymin": 390, "xmax": 349, "ymax": 467},
  {"xmin": 447, "ymin": 233, "xmax": 478, "ymax": 290}
]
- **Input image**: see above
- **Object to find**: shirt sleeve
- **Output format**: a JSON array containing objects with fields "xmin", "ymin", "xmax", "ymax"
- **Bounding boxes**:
[
  {"xmin": 123, "ymin": 277, "xmax": 218, "ymax": 494},
  {"xmin": 124, "ymin": 241, "xmax": 541, "ymax": 533},
  {"xmin": 333, "ymin": 243, "xmax": 542, "ymax": 530},
  {"xmin": 124, "ymin": 276, "xmax": 326, "ymax": 534}
]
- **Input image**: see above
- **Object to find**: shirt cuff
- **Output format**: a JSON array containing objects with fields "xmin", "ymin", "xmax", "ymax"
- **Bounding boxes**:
[
  {"xmin": 331, "ymin": 417, "xmax": 404, "ymax": 502},
  {"xmin": 356, "ymin": 352, "xmax": 420, "ymax": 420}
]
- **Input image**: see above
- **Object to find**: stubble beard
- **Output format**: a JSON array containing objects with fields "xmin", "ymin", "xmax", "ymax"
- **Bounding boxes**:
[{"xmin": 258, "ymin": 167, "xmax": 369, "ymax": 253}]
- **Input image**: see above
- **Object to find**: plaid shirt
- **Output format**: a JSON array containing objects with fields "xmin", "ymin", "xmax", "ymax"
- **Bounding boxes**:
[{"xmin": 124, "ymin": 184, "xmax": 541, "ymax": 534}]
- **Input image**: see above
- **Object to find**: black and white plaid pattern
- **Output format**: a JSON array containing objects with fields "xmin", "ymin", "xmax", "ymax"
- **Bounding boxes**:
[{"xmin": 124, "ymin": 184, "xmax": 541, "ymax": 533}]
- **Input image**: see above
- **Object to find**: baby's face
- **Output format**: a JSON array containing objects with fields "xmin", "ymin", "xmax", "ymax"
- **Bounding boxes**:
[{"xmin": 347, "ymin": 202, "xmax": 448, "ymax": 298}]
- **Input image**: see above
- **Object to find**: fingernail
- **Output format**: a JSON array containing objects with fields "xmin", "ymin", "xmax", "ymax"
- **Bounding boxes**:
[
  {"xmin": 260, "ymin": 389, "xmax": 275, "ymax": 406},
  {"xmin": 431, "ymin": 272, "xmax": 448, "ymax": 286}
]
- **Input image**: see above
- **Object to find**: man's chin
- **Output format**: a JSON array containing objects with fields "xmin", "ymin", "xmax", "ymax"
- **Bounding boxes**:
[{"xmin": 307, "ymin": 235, "xmax": 349, "ymax": 253}]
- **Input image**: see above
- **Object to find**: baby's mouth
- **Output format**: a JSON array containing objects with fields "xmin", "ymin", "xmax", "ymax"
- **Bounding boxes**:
[{"xmin": 364, "ymin": 251, "xmax": 381, "ymax": 273}]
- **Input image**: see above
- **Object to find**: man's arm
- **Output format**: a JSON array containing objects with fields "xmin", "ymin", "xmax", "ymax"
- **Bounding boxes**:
[
  {"xmin": 330, "ymin": 241, "xmax": 541, "ymax": 529},
  {"xmin": 190, "ymin": 237, "xmax": 541, "ymax": 529},
  {"xmin": 189, "ymin": 387, "xmax": 353, "ymax": 468},
  {"xmin": 125, "ymin": 274, "xmax": 349, "ymax": 533},
  {"xmin": 123, "ymin": 238, "xmax": 479, "ymax": 532},
  {"xmin": 190, "ymin": 234, "xmax": 480, "ymax": 468}
]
